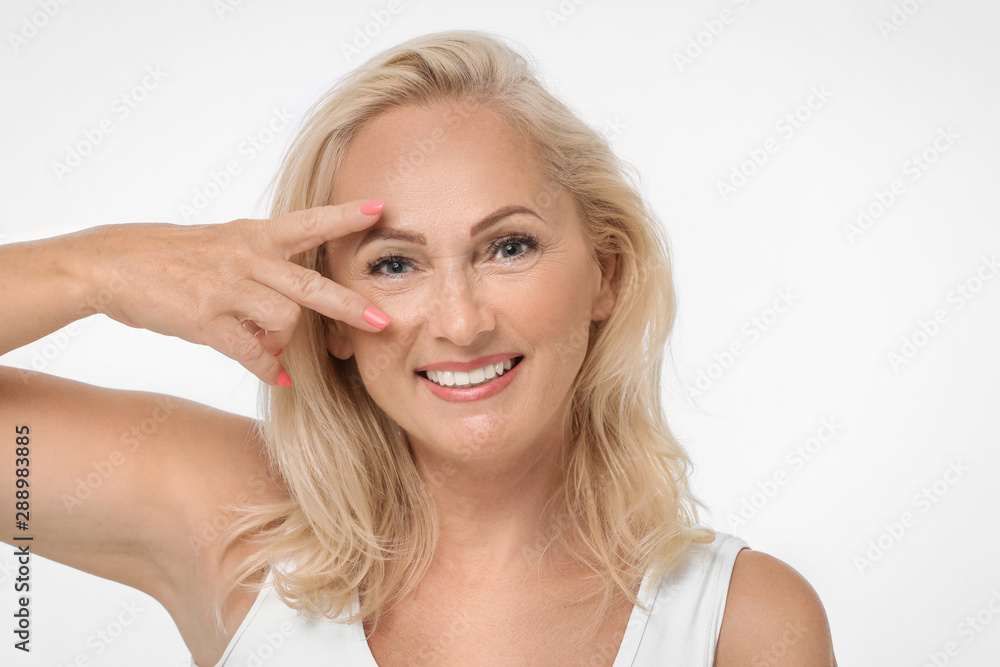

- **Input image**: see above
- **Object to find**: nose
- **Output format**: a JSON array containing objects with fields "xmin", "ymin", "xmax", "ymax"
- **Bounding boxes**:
[{"xmin": 423, "ymin": 267, "xmax": 495, "ymax": 346}]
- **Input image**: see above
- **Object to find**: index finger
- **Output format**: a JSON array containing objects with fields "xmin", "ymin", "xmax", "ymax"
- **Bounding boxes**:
[{"xmin": 269, "ymin": 199, "xmax": 385, "ymax": 259}]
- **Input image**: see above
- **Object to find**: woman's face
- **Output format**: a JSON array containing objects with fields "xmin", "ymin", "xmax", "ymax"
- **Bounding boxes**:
[{"xmin": 324, "ymin": 100, "xmax": 616, "ymax": 468}]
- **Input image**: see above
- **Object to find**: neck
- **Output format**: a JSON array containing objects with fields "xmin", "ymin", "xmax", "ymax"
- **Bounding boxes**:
[{"xmin": 409, "ymin": 430, "xmax": 577, "ymax": 582}]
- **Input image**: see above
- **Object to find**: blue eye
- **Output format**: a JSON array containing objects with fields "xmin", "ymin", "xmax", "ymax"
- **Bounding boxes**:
[
  {"xmin": 367, "ymin": 255, "xmax": 411, "ymax": 275},
  {"xmin": 489, "ymin": 235, "xmax": 538, "ymax": 260}
]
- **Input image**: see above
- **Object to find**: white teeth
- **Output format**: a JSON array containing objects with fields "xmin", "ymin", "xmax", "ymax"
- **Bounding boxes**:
[{"xmin": 423, "ymin": 358, "xmax": 518, "ymax": 388}]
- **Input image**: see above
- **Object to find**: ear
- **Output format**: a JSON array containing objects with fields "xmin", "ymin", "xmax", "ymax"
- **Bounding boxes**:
[
  {"xmin": 591, "ymin": 252, "xmax": 618, "ymax": 322},
  {"xmin": 324, "ymin": 318, "xmax": 355, "ymax": 360}
]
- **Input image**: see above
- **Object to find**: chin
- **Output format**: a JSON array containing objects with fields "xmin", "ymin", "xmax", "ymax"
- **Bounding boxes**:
[{"xmin": 408, "ymin": 418, "xmax": 523, "ymax": 461}]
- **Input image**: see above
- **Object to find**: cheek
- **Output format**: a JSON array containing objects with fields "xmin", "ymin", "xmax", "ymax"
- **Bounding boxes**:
[
  {"xmin": 351, "ymin": 329, "xmax": 412, "ymax": 386},
  {"xmin": 510, "ymin": 270, "xmax": 594, "ymax": 363}
]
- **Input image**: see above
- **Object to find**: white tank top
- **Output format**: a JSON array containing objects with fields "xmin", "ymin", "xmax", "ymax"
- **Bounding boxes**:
[{"xmin": 194, "ymin": 530, "xmax": 748, "ymax": 667}]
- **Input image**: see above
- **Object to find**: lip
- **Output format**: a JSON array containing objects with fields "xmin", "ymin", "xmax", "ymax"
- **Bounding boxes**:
[
  {"xmin": 415, "ymin": 353, "xmax": 520, "ymax": 373},
  {"xmin": 418, "ymin": 357, "xmax": 522, "ymax": 402}
]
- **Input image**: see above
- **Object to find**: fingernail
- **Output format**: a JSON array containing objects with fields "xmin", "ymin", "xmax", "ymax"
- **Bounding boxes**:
[
  {"xmin": 275, "ymin": 348, "xmax": 284, "ymax": 358},
  {"xmin": 363, "ymin": 306, "xmax": 390, "ymax": 328},
  {"xmin": 276, "ymin": 370, "xmax": 292, "ymax": 387},
  {"xmin": 360, "ymin": 199, "xmax": 384, "ymax": 216}
]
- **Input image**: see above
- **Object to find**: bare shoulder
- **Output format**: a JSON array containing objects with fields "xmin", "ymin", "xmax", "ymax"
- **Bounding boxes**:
[{"xmin": 714, "ymin": 548, "xmax": 837, "ymax": 667}]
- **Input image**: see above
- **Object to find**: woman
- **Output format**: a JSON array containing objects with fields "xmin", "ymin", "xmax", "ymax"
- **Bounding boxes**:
[{"xmin": 1, "ymin": 31, "xmax": 836, "ymax": 666}]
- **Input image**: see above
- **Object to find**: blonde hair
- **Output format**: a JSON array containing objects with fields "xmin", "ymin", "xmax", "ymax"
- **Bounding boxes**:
[{"xmin": 218, "ymin": 29, "xmax": 715, "ymax": 641}]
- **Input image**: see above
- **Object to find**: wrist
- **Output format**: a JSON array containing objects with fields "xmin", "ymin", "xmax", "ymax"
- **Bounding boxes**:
[{"xmin": 59, "ymin": 224, "xmax": 121, "ymax": 320}]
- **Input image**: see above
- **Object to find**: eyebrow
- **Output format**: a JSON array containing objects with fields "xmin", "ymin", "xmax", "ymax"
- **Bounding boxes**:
[{"xmin": 354, "ymin": 204, "xmax": 543, "ymax": 253}]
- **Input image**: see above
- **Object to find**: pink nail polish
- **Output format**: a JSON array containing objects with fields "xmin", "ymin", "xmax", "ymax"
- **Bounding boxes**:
[
  {"xmin": 276, "ymin": 370, "xmax": 292, "ymax": 387},
  {"xmin": 275, "ymin": 348, "xmax": 284, "ymax": 358},
  {"xmin": 360, "ymin": 199, "xmax": 384, "ymax": 216},
  {"xmin": 363, "ymin": 306, "xmax": 390, "ymax": 328}
]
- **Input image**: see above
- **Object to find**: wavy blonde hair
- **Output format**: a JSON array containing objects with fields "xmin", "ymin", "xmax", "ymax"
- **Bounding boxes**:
[{"xmin": 217, "ymin": 29, "xmax": 715, "ymax": 640}]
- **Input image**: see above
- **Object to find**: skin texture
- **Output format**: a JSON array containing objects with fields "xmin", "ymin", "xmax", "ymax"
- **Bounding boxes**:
[
  {"xmin": 715, "ymin": 550, "xmax": 839, "ymax": 666},
  {"xmin": 324, "ymin": 101, "xmax": 616, "ymax": 579}
]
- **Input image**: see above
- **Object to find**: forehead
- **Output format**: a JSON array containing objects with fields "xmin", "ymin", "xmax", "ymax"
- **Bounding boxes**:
[{"xmin": 331, "ymin": 100, "xmax": 550, "ymax": 207}]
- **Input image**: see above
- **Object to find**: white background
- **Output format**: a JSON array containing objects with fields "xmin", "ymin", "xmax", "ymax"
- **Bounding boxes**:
[{"xmin": 2, "ymin": 0, "xmax": 999, "ymax": 665}]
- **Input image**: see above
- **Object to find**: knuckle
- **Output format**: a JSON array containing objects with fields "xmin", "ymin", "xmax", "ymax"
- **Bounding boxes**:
[
  {"xmin": 220, "ymin": 217, "xmax": 251, "ymax": 245},
  {"xmin": 279, "ymin": 300, "xmax": 302, "ymax": 327},
  {"xmin": 333, "ymin": 290, "xmax": 357, "ymax": 315},
  {"xmin": 216, "ymin": 327, "xmax": 242, "ymax": 353},
  {"xmin": 233, "ymin": 331, "xmax": 265, "ymax": 363},
  {"xmin": 261, "ymin": 295, "xmax": 301, "ymax": 332},
  {"xmin": 255, "ymin": 292, "xmax": 283, "ymax": 319},
  {"xmin": 227, "ymin": 217, "xmax": 269, "ymax": 253},
  {"xmin": 297, "ymin": 207, "xmax": 324, "ymax": 234},
  {"xmin": 244, "ymin": 220, "xmax": 273, "ymax": 254},
  {"xmin": 201, "ymin": 317, "xmax": 234, "ymax": 350},
  {"xmin": 293, "ymin": 268, "xmax": 327, "ymax": 300}
]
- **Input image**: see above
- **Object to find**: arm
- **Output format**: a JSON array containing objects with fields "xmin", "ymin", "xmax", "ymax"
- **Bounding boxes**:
[
  {"xmin": 2, "ymin": 206, "xmax": 390, "ymax": 380},
  {"xmin": 0, "ymin": 202, "xmax": 389, "ymax": 608},
  {"xmin": 0, "ymin": 366, "xmax": 282, "ymax": 603},
  {"xmin": 0, "ymin": 229, "xmax": 99, "ymax": 357},
  {"xmin": 0, "ymin": 224, "xmax": 281, "ymax": 601},
  {"xmin": 714, "ymin": 549, "xmax": 838, "ymax": 666}
]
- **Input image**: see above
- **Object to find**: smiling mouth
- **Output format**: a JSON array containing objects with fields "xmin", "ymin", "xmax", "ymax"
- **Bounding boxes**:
[{"xmin": 417, "ymin": 356, "xmax": 523, "ymax": 388}]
